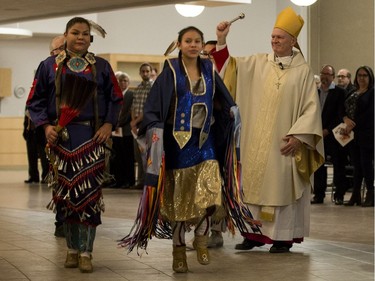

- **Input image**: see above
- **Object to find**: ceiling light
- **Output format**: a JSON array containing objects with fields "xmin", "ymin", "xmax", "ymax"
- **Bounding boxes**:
[
  {"xmin": 290, "ymin": 0, "xmax": 318, "ymax": 6},
  {"xmin": 175, "ymin": 4, "xmax": 205, "ymax": 17},
  {"xmin": 0, "ymin": 27, "xmax": 33, "ymax": 39}
]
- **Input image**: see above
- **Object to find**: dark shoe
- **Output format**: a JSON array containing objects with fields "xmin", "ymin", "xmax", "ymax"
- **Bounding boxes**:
[
  {"xmin": 113, "ymin": 182, "xmax": 130, "ymax": 189},
  {"xmin": 54, "ymin": 225, "xmax": 65, "ymax": 237},
  {"xmin": 310, "ymin": 198, "xmax": 323, "ymax": 204},
  {"xmin": 334, "ymin": 198, "xmax": 344, "ymax": 205},
  {"xmin": 362, "ymin": 196, "xmax": 374, "ymax": 207},
  {"xmin": 344, "ymin": 194, "xmax": 361, "ymax": 206},
  {"xmin": 24, "ymin": 178, "xmax": 39, "ymax": 184},
  {"xmin": 362, "ymin": 201, "xmax": 374, "ymax": 207},
  {"xmin": 41, "ymin": 179, "xmax": 48, "ymax": 184},
  {"xmin": 235, "ymin": 238, "xmax": 265, "ymax": 250},
  {"xmin": 130, "ymin": 183, "xmax": 144, "ymax": 189},
  {"xmin": 362, "ymin": 190, "xmax": 374, "ymax": 207},
  {"xmin": 101, "ymin": 179, "xmax": 116, "ymax": 188},
  {"xmin": 269, "ymin": 241, "xmax": 292, "ymax": 253}
]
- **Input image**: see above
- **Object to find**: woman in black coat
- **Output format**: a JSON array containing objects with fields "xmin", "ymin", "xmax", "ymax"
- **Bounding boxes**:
[{"xmin": 343, "ymin": 66, "xmax": 374, "ymax": 207}]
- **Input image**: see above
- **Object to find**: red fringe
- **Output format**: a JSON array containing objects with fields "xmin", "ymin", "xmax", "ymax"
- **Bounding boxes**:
[
  {"xmin": 58, "ymin": 105, "xmax": 80, "ymax": 128},
  {"xmin": 50, "ymin": 139, "xmax": 101, "ymax": 162},
  {"xmin": 57, "ymin": 162, "xmax": 105, "ymax": 189},
  {"xmin": 49, "ymin": 140, "xmax": 105, "ymax": 217}
]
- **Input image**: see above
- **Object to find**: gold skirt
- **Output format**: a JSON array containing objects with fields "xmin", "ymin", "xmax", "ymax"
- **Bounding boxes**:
[{"xmin": 160, "ymin": 159, "xmax": 222, "ymax": 222}]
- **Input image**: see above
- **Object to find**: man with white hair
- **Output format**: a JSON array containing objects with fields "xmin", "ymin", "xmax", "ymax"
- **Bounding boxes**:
[
  {"xmin": 49, "ymin": 35, "xmax": 65, "ymax": 56},
  {"xmin": 212, "ymin": 7, "xmax": 324, "ymax": 253}
]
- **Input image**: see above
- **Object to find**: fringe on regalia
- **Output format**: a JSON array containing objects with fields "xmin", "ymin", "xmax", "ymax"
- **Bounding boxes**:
[
  {"xmin": 119, "ymin": 107, "xmax": 261, "ymax": 254},
  {"xmin": 118, "ymin": 159, "xmax": 172, "ymax": 254},
  {"xmin": 221, "ymin": 108, "xmax": 262, "ymax": 235},
  {"xmin": 46, "ymin": 139, "xmax": 106, "ymax": 223}
]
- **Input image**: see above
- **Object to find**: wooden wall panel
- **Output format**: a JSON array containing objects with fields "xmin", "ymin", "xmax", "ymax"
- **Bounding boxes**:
[
  {"xmin": 0, "ymin": 68, "xmax": 12, "ymax": 97},
  {"xmin": 0, "ymin": 117, "xmax": 27, "ymax": 166}
]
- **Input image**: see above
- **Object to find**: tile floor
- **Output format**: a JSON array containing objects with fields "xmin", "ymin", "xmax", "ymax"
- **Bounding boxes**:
[{"xmin": 0, "ymin": 168, "xmax": 373, "ymax": 281}]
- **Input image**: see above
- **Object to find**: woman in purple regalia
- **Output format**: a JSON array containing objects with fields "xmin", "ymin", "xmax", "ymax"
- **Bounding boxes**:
[{"xmin": 26, "ymin": 17, "xmax": 123, "ymax": 273}]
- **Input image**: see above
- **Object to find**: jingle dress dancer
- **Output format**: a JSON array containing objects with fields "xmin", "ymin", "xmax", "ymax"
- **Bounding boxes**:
[{"xmin": 27, "ymin": 17, "xmax": 123, "ymax": 273}]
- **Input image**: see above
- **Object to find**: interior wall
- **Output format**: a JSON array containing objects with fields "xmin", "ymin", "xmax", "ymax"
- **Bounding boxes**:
[
  {"xmin": 93, "ymin": 2, "xmax": 277, "ymax": 56},
  {"xmin": 310, "ymin": 0, "xmax": 374, "ymax": 75},
  {"xmin": 0, "ymin": 0, "xmax": 285, "ymax": 117},
  {"xmin": 0, "ymin": 0, "xmax": 284, "ymax": 167},
  {"xmin": 0, "ymin": 0, "xmax": 373, "ymax": 167},
  {"xmin": 0, "ymin": 36, "xmax": 51, "ymax": 116},
  {"xmin": 0, "ymin": 0, "xmax": 373, "ymax": 118}
]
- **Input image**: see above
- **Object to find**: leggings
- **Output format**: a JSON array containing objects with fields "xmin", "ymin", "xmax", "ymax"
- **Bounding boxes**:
[{"xmin": 172, "ymin": 216, "xmax": 210, "ymax": 246}]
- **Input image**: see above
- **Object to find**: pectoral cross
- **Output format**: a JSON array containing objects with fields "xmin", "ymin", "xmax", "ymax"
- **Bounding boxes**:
[{"xmin": 275, "ymin": 81, "xmax": 281, "ymax": 89}]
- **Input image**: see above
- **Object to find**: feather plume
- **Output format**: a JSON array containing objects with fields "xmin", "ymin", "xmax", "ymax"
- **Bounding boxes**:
[
  {"xmin": 61, "ymin": 74, "xmax": 97, "ymax": 110},
  {"xmin": 56, "ymin": 74, "xmax": 97, "ymax": 132},
  {"xmin": 164, "ymin": 40, "xmax": 178, "ymax": 56},
  {"xmin": 57, "ymin": 106, "xmax": 80, "ymax": 131},
  {"xmin": 88, "ymin": 20, "xmax": 107, "ymax": 38}
]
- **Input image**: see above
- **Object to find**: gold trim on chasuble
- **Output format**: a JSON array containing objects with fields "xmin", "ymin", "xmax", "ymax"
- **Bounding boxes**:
[
  {"xmin": 295, "ymin": 135, "xmax": 325, "ymax": 182},
  {"xmin": 243, "ymin": 65, "xmax": 285, "ymax": 222},
  {"xmin": 160, "ymin": 160, "xmax": 222, "ymax": 221}
]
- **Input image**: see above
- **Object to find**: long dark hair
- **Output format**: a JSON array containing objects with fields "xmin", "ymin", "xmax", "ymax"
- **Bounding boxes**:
[{"xmin": 354, "ymin": 65, "xmax": 374, "ymax": 90}]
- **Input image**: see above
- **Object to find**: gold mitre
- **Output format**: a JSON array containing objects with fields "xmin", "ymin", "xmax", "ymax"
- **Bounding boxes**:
[{"xmin": 274, "ymin": 7, "xmax": 304, "ymax": 38}]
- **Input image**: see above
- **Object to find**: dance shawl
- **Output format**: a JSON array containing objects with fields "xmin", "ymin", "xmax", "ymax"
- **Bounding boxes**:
[{"xmin": 119, "ymin": 58, "xmax": 261, "ymax": 254}]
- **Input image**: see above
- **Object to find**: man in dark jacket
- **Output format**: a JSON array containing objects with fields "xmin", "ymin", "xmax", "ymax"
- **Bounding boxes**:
[
  {"xmin": 110, "ymin": 71, "xmax": 135, "ymax": 188},
  {"xmin": 312, "ymin": 65, "xmax": 348, "ymax": 205},
  {"xmin": 337, "ymin": 68, "xmax": 356, "ymax": 96}
]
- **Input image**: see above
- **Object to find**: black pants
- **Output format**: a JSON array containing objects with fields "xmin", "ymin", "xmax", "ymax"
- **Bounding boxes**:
[
  {"xmin": 313, "ymin": 141, "xmax": 349, "ymax": 201},
  {"xmin": 351, "ymin": 142, "xmax": 374, "ymax": 193},
  {"xmin": 26, "ymin": 129, "xmax": 49, "ymax": 181},
  {"xmin": 111, "ymin": 135, "xmax": 135, "ymax": 187}
]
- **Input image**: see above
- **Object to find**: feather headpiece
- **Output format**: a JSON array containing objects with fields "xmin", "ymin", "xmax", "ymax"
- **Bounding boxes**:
[
  {"xmin": 88, "ymin": 20, "xmax": 107, "ymax": 38},
  {"xmin": 164, "ymin": 40, "xmax": 178, "ymax": 56}
]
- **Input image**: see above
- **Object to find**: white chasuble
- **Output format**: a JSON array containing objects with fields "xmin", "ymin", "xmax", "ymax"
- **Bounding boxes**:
[{"xmin": 235, "ymin": 52, "xmax": 324, "ymax": 207}]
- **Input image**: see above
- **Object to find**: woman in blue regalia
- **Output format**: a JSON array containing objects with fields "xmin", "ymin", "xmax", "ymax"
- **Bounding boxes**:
[{"xmin": 120, "ymin": 26, "xmax": 260, "ymax": 273}]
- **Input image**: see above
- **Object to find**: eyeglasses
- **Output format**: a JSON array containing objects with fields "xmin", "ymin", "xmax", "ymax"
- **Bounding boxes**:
[
  {"xmin": 200, "ymin": 51, "xmax": 212, "ymax": 59},
  {"xmin": 50, "ymin": 45, "xmax": 65, "ymax": 55},
  {"xmin": 357, "ymin": 74, "xmax": 369, "ymax": 78},
  {"xmin": 337, "ymin": 75, "xmax": 348, "ymax": 79},
  {"xmin": 320, "ymin": 72, "xmax": 334, "ymax": 76}
]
